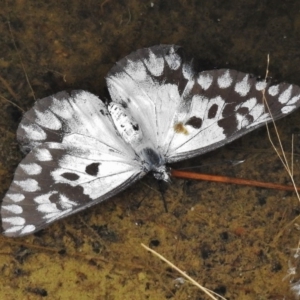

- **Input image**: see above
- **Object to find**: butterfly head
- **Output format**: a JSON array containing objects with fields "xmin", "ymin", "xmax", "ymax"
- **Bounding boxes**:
[{"xmin": 152, "ymin": 165, "xmax": 171, "ymax": 182}]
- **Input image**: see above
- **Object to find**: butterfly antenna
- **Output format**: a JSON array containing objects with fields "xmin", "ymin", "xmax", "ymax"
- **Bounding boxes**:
[{"xmin": 157, "ymin": 180, "xmax": 169, "ymax": 213}]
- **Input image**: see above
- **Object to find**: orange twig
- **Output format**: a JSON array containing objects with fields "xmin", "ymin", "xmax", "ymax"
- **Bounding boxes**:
[{"xmin": 171, "ymin": 169, "xmax": 299, "ymax": 192}]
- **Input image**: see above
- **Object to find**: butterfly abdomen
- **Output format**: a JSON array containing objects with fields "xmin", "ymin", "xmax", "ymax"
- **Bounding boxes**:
[{"xmin": 108, "ymin": 102, "xmax": 143, "ymax": 146}]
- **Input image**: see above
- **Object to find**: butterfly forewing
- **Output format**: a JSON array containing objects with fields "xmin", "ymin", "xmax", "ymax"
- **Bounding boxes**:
[{"xmin": 106, "ymin": 45, "xmax": 192, "ymax": 152}]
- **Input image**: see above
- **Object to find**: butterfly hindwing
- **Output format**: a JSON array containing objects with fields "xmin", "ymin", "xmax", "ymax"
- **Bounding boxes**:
[
  {"xmin": 1, "ymin": 134, "xmax": 143, "ymax": 236},
  {"xmin": 165, "ymin": 69, "xmax": 300, "ymax": 162}
]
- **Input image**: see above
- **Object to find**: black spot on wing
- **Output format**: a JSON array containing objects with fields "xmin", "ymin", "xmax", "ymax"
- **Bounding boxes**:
[
  {"xmin": 55, "ymin": 183, "xmax": 92, "ymax": 202},
  {"xmin": 221, "ymin": 103, "xmax": 236, "ymax": 118},
  {"xmin": 243, "ymin": 114, "xmax": 254, "ymax": 124},
  {"xmin": 85, "ymin": 163, "xmax": 100, "ymax": 176},
  {"xmin": 185, "ymin": 116, "xmax": 202, "ymax": 129},
  {"xmin": 237, "ymin": 106, "xmax": 249, "ymax": 115},
  {"xmin": 218, "ymin": 117, "xmax": 238, "ymax": 136},
  {"xmin": 208, "ymin": 104, "xmax": 218, "ymax": 119},
  {"xmin": 49, "ymin": 192, "xmax": 59, "ymax": 203},
  {"xmin": 121, "ymin": 101, "xmax": 128, "ymax": 108},
  {"xmin": 61, "ymin": 172, "xmax": 80, "ymax": 181},
  {"xmin": 132, "ymin": 123, "xmax": 139, "ymax": 131}
]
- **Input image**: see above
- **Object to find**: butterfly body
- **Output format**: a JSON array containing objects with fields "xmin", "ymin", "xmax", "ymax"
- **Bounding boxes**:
[
  {"xmin": 2, "ymin": 45, "xmax": 300, "ymax": 237},
  {"xmin": 108, "ymin": 102, "xmax": 169, "ymax": 181}
]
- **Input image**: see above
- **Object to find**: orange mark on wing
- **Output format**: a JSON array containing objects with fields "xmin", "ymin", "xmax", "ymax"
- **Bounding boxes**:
[{"xmin": 174, "ymin": 122, "xmax": 188, "ymax": 135}]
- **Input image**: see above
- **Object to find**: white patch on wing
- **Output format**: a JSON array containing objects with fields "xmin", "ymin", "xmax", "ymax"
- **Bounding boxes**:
[
  {"xmin": 20, "ymin": 225, "xmax": 36, "ymax": 234},
  {"xmin": 165, "ymin": 46, "xmax": 181, "ymax": 70},
  {"xmin": 255, "ymin": 81, "xmax": 267, "ymax": 91},
  {"xmin": 217, "ymin": 70, "xmax": 232, "ymax": 88},
  {"xmin": 278, "ymin": 85, "xmax": 292, "ymax": 104},
  {"xmin": 4, "ymin": 225, "xmax": 24, "ymax": 233},
  {"xmin": 35, "ymin": 148, "xmax": 52, "ymax": 161},
  {"xmin": 197, "ymin": 73, "xmax": 213, "ymax": 90},
  {"xmin": 125, "ymin": 60, "xmax": 147, "ymax": 81},
  {"xmin": 144, "ymin": 50, "xmax": 164, "ymax": 76},
  {"xmin": 34, "ymin": 109, "xmax": 62, "ymax": 130},
  {"xmin": 2, "ymin": 205, "xmax": 23, "ymax": 214},
  {"xmin": 282, "ymin": 106, "xmax": 296, "ymax": 114},
  {"xmin": 15, "ymin": 179, "xmax": 40, "ymax": 192},
  {"xmin": 249, "ymin": 103, "xmax": 265, "ymax": 121},
  {"xmin": 234, "ymin": 75, "xmax": 250, "ymax": 96},
  {"xmin": 2, "ymin": 216, "xmax": 25, "ymax": 226},
  {"xmin": 21, "ymin": 124, "xmax": 46, "ymax": 140},
  {"xmin": 268, "ymin": 85, "xmax": 279, "ymax": 96},
  {"xmin": 6, "ymin": 193, "xmax": 25, "ymax": 202},
  {"xmin": 37, "ymin": 203, "xmax": 60, "ymax": 214},
  {"xmin": 20, "ymin": 163, "xmax": 42, "ymax": 175},
  {"xmin": 288, "ymin": 95, "xmax": 300, "ymax": 105}
]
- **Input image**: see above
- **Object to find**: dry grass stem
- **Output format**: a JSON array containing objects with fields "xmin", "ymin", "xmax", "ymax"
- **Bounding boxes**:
[
  {"xmin": 6, "ymin": 14, "xmax": 36, "ymax": 101},
  {"xmin": 0, "ymin": 94, "xmax": 24, "ymax": 113},
  {"xmin": 262, "ymin": 54, "xmax": 300, "ymax": 202},
  {"xmin": 141, "ymin": 243, "xmax": 227, "ymax": 300}
]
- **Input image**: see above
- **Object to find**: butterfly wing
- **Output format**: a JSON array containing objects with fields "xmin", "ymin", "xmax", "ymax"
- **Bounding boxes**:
[
  {"xmin": 106, "ymin": 45, "xmax": 300, "ymax": 163},
  {"xmin": 164, "ymin": 69, "xmax": 300, "ymax": 162},
  {"xmin": 2, "ymin": 91, "xmax": 144, "ymax": 237},
  {"xmin": 1, "ymin": 134, "xmax": 143, "ymax": 237},
  {"xmin": 17, "ymin": 90, "xmax": 131, "ymax": 155},
  {"xmin": 106, "ymin": 45, "xmax": 189, "ymax": 151}
]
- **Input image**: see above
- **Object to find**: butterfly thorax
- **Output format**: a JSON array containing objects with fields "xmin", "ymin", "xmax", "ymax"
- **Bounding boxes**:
[
  {"xmin": 139, "ymin": 147, "xmax": 170, "ymax": 181},
  {"xmin": 108, "ymin": 102, "xmax": 170, "ymax": 182}
]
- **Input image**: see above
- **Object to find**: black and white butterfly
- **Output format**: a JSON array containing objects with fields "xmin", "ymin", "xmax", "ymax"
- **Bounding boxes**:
[{"xmin": 2, "ymin": 44, "xmax": 300, "ymax": 237}]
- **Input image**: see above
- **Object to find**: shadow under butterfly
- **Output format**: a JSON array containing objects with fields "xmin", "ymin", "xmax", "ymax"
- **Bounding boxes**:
[{"xmin": 2, "ymin": 44, "xmax": 300, "ymax": 237}]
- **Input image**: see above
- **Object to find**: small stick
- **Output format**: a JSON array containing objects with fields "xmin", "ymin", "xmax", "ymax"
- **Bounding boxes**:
[
  {"xmin": 0, "ymin": 75, "xmax": 19, "ymax": 101},
  {"xmin": 171, "ymin": 169, "xmax": 300, "ymax": 192}
]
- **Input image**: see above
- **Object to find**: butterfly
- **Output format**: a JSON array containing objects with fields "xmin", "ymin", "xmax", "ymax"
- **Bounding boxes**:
[{"xmin": 2, "ymin": 44, "xmax": 300, "ymax": 237}]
